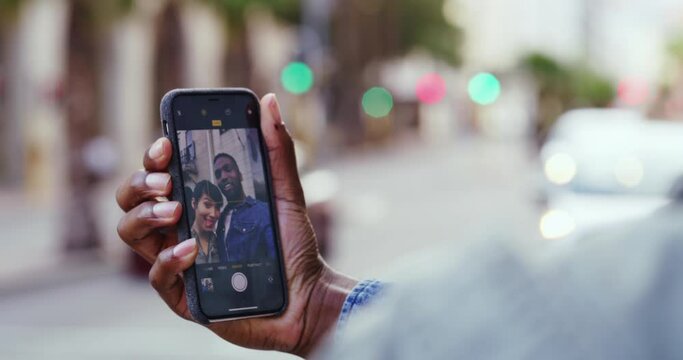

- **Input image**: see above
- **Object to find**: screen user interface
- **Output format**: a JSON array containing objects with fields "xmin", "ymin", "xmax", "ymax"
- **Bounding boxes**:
[{"xmin": 173, "ymin": 95, "xmax": 285, "ymax": 318}]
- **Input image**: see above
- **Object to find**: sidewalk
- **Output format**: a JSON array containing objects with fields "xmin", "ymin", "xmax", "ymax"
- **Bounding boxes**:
[
  {"xmin": 326, "ymin": 134, "xmax": 542, "ymax": 277},
  {"xmin": 0, "ymin": 274, "xmax": 295, "ymax": 360},
  {"xmin": 0, "ymin": 190, "xmax": 60, "ymax": 284},
  {"xmin": 0, "ymin": 186, "xmax": 123, "ymax": 296}
]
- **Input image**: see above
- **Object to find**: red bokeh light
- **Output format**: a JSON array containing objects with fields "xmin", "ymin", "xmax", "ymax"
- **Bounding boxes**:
[
  {"xmin": 416, "ymin": 73, "xmax": 446, "ymax": 105},
  {"xmin": 617, "ymin": 78, "xmax": 649, "ymax": 106}
]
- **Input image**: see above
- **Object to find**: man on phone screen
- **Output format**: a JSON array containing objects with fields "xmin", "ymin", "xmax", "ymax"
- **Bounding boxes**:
[{"xmin": 213, "ymin": 152, "xmax": 275, "ymax": 262}]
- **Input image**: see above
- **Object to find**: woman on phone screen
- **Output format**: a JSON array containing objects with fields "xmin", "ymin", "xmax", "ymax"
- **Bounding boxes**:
[{"xmin": 190, "ymin": 180, "xmax": 223, "ymax": 264}]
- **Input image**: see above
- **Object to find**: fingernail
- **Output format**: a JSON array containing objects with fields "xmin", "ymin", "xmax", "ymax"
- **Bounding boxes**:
[
  {"xmin": 152, "ymin": 201, "xmax": 178, "ymax": 218},
  {"xmin": 145, "ymin": 173, "xmax": 170, "ymax": 190},
  {"xmin": 173, "ymin": 238, "xmax": 196, "ymax": 258},
  {"xmin": 268, "ymin": 94, "xmax": 283, "ymax": 124},
  {"xmin": 149, "ymin": 138, "xmax": 165, "ymax": 159}
]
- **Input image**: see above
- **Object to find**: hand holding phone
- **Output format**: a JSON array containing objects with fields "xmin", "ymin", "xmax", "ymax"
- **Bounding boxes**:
[
  {"xmin": 162, "ymin": 89, "xmax": 290, "ymax": 321},
  {"xmin": 115, "ymin": 93, "xmax": 357, "ymax": 357}
]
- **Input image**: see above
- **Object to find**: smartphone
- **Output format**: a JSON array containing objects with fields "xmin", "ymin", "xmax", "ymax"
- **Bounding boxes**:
[{"xmin": 160, "ymin": 88, "xmax": 287, "ymax": 323}]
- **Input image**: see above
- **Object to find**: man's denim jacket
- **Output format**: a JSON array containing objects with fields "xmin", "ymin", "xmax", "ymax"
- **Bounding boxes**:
[{"xmin": 216, "ymin": 196, "xmax": 275, "ymax": 262}]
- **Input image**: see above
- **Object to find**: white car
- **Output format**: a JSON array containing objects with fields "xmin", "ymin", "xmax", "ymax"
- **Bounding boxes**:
[{"xmin": 538, "ymin": 109, "xmax": 683, "ymax": 240}]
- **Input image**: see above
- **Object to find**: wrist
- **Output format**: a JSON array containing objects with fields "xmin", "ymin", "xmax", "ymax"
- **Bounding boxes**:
[{"xmin": 293, "ymin": 264, "xmax": 358, "ymax": 357}]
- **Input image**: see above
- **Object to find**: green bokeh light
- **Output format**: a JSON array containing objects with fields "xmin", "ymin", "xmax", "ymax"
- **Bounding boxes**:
[
  {"xmin": 468, "ymin": 73, "xmax": 501, "ymax": 105},
  {"xmin": 281, "ymin": 62, "xmax": 314, "ymax": 94},
  {"xmin": 362, "ymin": 87, "xmax": 394, "ymax": 118}
]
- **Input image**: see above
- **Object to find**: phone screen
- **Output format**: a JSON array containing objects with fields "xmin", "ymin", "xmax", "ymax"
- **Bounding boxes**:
[{"xmin": 170, "ymin": 92, "xmax": 285, "ymax": 320}]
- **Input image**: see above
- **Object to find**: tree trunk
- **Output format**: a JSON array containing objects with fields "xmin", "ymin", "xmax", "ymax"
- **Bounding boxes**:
[
  {"xmin": 63, "ymin": 0, "xmax": 100, "ymax": 252},
  {"xmin": 223, "ymin": 25, "xmax": 255, "ymax": 91},
  {"xmin": 153, "ymin": 0, "xmax": 185, "ymax": 134},
  {"xmin": 0, "ymin": 23, "xmax": 19, "ymax": 185},
  {"xmin": 0, "ymin": 6, "xmax": 22, "ymax": 186},
  {"xmin": 328, "ymin": 0, "xmax": 399, "ymax": 146},
  {"xmin": 0, "ymin": 28, "xmax": 8, "ymax": 183}
]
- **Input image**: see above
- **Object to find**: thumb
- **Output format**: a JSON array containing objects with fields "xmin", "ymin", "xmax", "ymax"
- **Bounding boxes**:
[
  {"xmin": 260, "ymin": 93, "xmax": 306, "ymax": 208},
  {"xmin": 149, "ymin": 238, "xmax": 197, "ymax": 319}
]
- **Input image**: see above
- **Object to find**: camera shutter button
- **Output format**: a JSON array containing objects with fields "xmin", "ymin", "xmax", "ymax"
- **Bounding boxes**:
[{"xmin": 231, "ymin": 272, "xmax": 248, "ymax": 292}]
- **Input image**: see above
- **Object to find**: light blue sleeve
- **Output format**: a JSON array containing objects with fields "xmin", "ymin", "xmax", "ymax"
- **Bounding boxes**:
[{"xmin": 336, "ymin": 279, "xmax": 384, "ymax": 330}]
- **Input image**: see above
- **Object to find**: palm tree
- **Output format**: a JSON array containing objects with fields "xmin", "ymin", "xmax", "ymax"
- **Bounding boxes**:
[
  {"xmin": 521, "ymin": 52, "xmax": 614, "ymax": 147},
  {"xmin": 0, "ymin": 0, "xmax": 22, "ymax": 184},
  {"xmin": 202, "ymin": 0, "xmax": 301, "ymax": 92},
  {"xmin": 328, "ymin": 0, "xmax": 462, "ymax": 145},
  {"xmin": 63, "ymin": 0, "xmax": 133, "ymax": 253},
  {"xmin": 63, "ymin": 0, "xmax": 102, "ymax": 252},
  {"xmin": 153, "ymin": 0, "xmax": 186, "ymax": 133}
]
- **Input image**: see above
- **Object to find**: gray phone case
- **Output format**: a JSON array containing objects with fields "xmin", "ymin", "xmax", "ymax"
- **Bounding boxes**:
[
  {"xmin": 160, "ymin": 88, "xmax": 210, "ymax": 324},
  {"xmin": 159, "ymin": 88, "xmax": 288, "ymax": 324}
]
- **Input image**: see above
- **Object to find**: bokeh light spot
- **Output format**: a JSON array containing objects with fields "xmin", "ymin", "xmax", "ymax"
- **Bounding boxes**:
[
  {"xmin": 617, "ymin": 78, "xmax": 649, "ymax": 106},
  {"xmin": 362, "ymin": 87, "xmax": 394, "ymax": 118},
  {"xmin": 416, "ymin": 73, "xmax": 447, "ymax": 105},
  {"xmin": 614, "ymin": 156, "xmax": 644, "ymax": 188},
  {"xmin": 281, "ymin": 62, "xmax": 314, "ymax": 94},
  {"xmin": 468, "ymin": 72, "xmax": 501, "ymax": 105},
  {"xmin": 539, "ymin": 209, "xmax": 576, "ymax": 240},
  {"xmin": 544, "ymin": 153, "xmax": 577, "ymax": 185}
]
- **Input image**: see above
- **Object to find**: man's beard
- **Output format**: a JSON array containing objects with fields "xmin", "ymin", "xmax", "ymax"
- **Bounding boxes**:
[{"xmin": 220, "ymin": 181, "xmax": 243, "ymax": 202}]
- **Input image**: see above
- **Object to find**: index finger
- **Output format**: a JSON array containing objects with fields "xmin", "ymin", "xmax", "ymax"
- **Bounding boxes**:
[{"xmin": 144, "ymin": 137, "xmax": 173, "ymax": 172}]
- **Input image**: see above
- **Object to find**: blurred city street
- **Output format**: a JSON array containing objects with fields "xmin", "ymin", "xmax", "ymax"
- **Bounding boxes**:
[
  {"xmin": 327, "ymin": 134, "xmax": 541, "ymax": 278},
  {"xmin": 3, "ymin": 0, "xmax": 683, "ymax": 358},
  {"xmin": 0, "ymin": 133, "xmax": 541, "ymax": 359}
]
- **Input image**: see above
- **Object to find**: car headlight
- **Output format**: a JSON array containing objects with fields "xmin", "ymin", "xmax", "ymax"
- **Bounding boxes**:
[
  {"xmin": 539, "ymin": 209, "xmax": 576, "ymax": 240},
  {"xmin": 614, "ymin": 156, "xmax": 643, "ymax": 188},
  {"xmin": 544, "ymin": 153, "xmax": 577, "ymax": 185}
]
